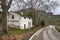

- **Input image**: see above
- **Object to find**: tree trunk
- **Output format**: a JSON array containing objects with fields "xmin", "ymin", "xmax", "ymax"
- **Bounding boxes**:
[
  {"xmin": 2, "ymin": 11, "xmax": 8, "ymax": 33},
  {"xmin": 1, "ymin": 0, "xmax": 12, "ymax": 33}
]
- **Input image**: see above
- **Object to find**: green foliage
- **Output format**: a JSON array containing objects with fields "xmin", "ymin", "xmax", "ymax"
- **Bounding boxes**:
[
  {"xmin": 0, "ymin": 14, "xmax": 2, "ymax": 23},
  {"xmin": 0, "ymin": 11, "xmax": 2, "ymax": 14},
  {"xmin": 7, "ymin": 26, "xmax": 43, "ymax": 40},
  {"xmin": 55, "ymin": 26, "xmax": 60, "ymax": 32},
  {"xmin": 40, "ymin": 20, "xmax": 45, "ymax": 26},
  {"xmin": 8, "ymin": 26, "xmax": 42, "ymax": 34},
  {"xmin": 0, "ymin": 18, "xmax": 2, "ymax": 23}
]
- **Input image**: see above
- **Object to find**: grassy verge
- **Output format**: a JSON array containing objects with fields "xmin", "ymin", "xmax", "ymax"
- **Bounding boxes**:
[
  {"xmin": 8, "ymin": 26, "xmax": 43, "ymax": 40},
  {"xmin": 55, "ymin": 26, "xmax": 60, "ymax": 32},
  {"xmin": 8, "ymin": 26, "xmax": 42, "ymax": 34}
]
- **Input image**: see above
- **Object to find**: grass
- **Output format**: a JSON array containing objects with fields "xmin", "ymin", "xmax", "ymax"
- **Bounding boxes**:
[
  {"xmin": 8, "ymin": 26, "xmax": 43, "ymax": 40},
  {"xmin": 55, "ymin": 26, "xmax": 60, "ymax": 32},
  {"xmin": 8, "ymin": 26, "xmax": 42, "ymax": 34}
]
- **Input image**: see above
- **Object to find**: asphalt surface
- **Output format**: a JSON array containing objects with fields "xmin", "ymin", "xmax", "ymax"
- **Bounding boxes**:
[{"xmin": 30, "ymin": 25, "xmax": 60, "ymax": 40}]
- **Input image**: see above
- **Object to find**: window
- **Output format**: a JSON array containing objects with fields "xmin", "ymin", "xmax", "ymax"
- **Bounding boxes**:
[
  {"xmin": 12, "ymin": 15, "xmax": 14, "ymax": 19},
  {"xmin": 24, "ymin": 17, "xmax": 26, "ymax": 19}
]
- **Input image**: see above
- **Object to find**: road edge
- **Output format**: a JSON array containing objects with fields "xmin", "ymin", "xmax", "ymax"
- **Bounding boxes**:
[{"xmin": 29, "ymin": 27, "xmax": 45, "ymax": 40}]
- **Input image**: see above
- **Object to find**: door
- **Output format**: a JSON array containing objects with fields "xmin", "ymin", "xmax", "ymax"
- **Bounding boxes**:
[{"xmin": 24, "ymin": 24, "xmax": 26, "ymax": 29}]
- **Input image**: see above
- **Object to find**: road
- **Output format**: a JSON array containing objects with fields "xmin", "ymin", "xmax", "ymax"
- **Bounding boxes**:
[{"xmin": 29, "ymin": 25, "xmax": 60, "ymax": 40}]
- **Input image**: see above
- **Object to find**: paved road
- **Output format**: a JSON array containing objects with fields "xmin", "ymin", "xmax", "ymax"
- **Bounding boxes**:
[{"xmin": 30, "ymin": 25, "xmax": 60, "ymax": 40}]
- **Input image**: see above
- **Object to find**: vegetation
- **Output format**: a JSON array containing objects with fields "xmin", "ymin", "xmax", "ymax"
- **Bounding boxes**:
[
  {"xmin": 8, "ymin": 26, "xmax": 42, "ymax": 34},
  {"xmin": 0, "ymin": 14, "xmax": 2, "ymax": 23},
  {"xmin": 8, "ymin": 26, "xmax": 44, "ymax": 40},
  {"xmin": 0, "ymin": 26, "xmax": 43, "ymax": 40},
  {"xmin": 55, "ymin": 25, "xmax": 60, "ymax": 32},
  {"xmin": 40, "ymin": 20, "xmax": 45, "ymax": 26},
  {"xmin": 0, "ymin": 0, "xmax": 12, "ymax": 33},
  {"xmin": 0, "ymin": 18, "xmax": 2, "ymax": 23},
  {"xmin": 0, "ymin": 0, "xmax": 59, "ymax": 40},
  {"xmin": 0, "ymin": 0, "xmax": 59, "ymax": 33}
]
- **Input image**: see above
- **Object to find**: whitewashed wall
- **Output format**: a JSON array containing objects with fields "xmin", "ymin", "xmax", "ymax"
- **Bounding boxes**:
[
  {"xmin": 20, "ymin": 17, "xmax": 29, "ymax": 29},
  {"xmin": 20, "ymin": 17, "xmax": 32, "ymax": 29},
  {"xmin": 7, "ymin": 12, "xmax": 32, "ymax": 29},
  {"xmin": 7, "ymin": 12, "xmax": 20, "ymax": 28}
]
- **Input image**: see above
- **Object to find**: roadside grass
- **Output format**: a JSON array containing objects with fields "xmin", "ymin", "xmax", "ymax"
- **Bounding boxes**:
[
  {"xmin": 8, "ymin": 26, "xmax": 43, "ymax": 40},
  {"xmin": 8, "ymin": 26, "xmax": 42, "ymax": 34},
  {"xmin": 55, "ymin": 25, "xmax": 60, "ymax": 32}
]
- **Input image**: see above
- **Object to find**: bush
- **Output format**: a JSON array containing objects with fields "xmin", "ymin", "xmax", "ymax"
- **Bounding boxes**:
[
  {"xmin": 0, "ymin": 14, "xmax": 2, "ymax": 23},
  {"xmin": 0, "ymin": 17, "xmax": 2, "ymax": 23},
  {"xmin": 40, "ymin": 20, "xmax": 45, "ymax": 26}
]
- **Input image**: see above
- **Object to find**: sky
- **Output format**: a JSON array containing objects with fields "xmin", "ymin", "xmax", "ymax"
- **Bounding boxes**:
[
  {"xmin": 54, "ymin": 7, "xmax": 60, "ymax": 15},
  {"xmin": 9, "ymin": 0, "xmax": 60, "ymax": 15},
  {"xmin": 53, "ymin": 0, "xmax": 60, "ymax": 15}
]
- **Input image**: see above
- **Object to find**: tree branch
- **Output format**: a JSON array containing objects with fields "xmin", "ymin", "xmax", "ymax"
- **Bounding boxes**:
[
  {"xmin": 6, "ymin": 0, "xmax": 12, "ymax": 11},
  {"xmin": 1, "ymin": 0, "xmax": 6, "ymax": 11}
]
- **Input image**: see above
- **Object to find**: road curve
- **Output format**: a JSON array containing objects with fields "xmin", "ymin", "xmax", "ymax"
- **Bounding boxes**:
[{"xmin": 29, "ymin": 25, "xmax": 60, "ymax": 40}]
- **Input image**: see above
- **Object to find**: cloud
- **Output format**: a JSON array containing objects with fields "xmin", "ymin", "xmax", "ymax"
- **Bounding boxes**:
[
  {"xmin": 54, "ymin": 6, "xmax": 60, "ymax": 15},
  {"xmin": 53, "ymin": 0, "xmax": 60, "ymax": 15},
  {"xmin": 9, "ymin": 0, "xmax": 60, "ymax": 15}
]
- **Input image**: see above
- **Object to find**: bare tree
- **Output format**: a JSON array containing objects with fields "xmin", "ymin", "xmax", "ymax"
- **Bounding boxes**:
[
  {"xmin": 15, "ymin": 0, "xmax": 59, "ymax": 25},
  {"xmin": 16, "ymin": 0, "xmax": 59, "ymax": 12},
  {"xmin": 0, "ymin": 0, "xmax": 58, "ymax": 33},
  {"xmin": 0, "ymin": 0, "xmax": 12, "ymax": 33},
  {"xmin": 34, "ymin": 0, "xmax": 59, "ymax": 12}
]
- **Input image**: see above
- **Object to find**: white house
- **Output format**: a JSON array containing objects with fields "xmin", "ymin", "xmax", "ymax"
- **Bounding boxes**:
[{"xmin": 7, "ymin": 12, "xmax": 32, "ymax": 29}]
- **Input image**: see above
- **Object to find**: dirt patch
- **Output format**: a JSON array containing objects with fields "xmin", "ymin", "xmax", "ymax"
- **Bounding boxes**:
[
  {"xmin": 0, "ymin": 33, "xmax": 26, "ymax": 40},
  {"xmin": 0, "ymin": 32, "xmax": 34, "ymax": 40},
  {"xmin": 0, "ymin": 24, "xmax": 42, "ymax": 40}
]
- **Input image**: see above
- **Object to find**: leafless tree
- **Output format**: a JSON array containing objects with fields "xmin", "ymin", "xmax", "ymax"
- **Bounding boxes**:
[
  {"xmin": 14, "ymin": 0, "xmax": 59, "ymax": 25},
  {"xmin": 0, "ymin": 0, "xmax": 12, "ymax": 33},
  {"xmin": 17, "ymin": 0, "xmax": 59, "ymax": 12},
  {"xmin": 0, "ymin": 0, "xmax": 59, "ymax": 33}
]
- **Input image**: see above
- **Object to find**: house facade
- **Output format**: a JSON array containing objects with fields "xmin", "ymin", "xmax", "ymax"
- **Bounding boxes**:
[{"xmin": 7, "ymin": 12, "xmax": 32, "ymax": 29}]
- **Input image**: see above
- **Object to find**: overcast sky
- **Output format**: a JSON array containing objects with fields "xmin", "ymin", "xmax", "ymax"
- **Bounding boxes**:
[
  {"xmin": 52, "ymin": 0, "xmax": 60, "ymax": 15},
  {"xmin": 9, "ymin": 0, "xmax": 60, "ymax": 15}
]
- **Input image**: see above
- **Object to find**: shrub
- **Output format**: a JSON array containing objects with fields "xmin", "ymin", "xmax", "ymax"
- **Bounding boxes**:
[
  {"xmin": 40, "ymin": 20, "xmax": 45, "ymax": 26},
  {"xmin": 0, "ymin": 17, "xmax": 2, "ymax": 23}
]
